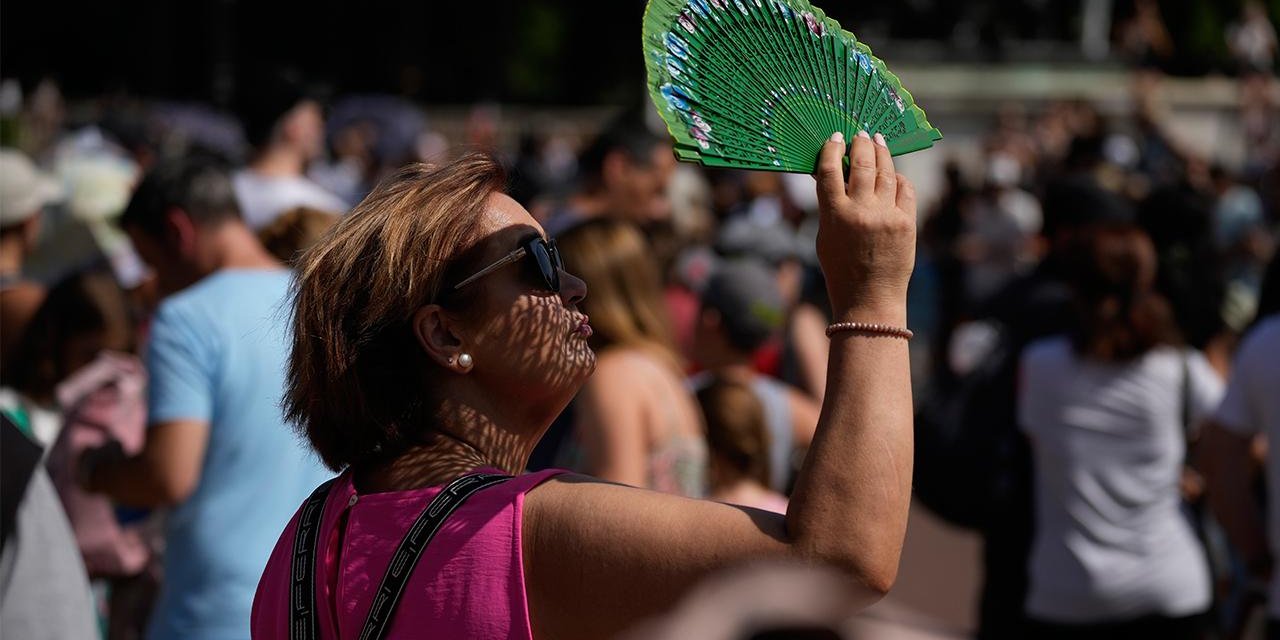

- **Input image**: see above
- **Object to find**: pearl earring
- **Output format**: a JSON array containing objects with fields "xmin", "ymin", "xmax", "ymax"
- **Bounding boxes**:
[{"xmin": 457, "ymin": 353, "xmax": 474, "ymax": 370}]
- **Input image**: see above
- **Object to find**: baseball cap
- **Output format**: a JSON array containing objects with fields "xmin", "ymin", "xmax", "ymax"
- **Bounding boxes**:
[
  {"xmin": 701, "ymin": 259, "xmax": 786, "ymax": 353},
  {"xmin": 715, "ymin": 216, "xmax": 806, "ymax": 266},
  {"xmin": 0, "ymin": 149, "xmax": 64, "ymax": 228}
]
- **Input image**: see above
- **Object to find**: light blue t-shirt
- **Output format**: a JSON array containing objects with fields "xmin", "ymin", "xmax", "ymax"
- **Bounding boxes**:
[{"xmin": 144, "ymin": 270, "xmax": 329, "ymax": 640}]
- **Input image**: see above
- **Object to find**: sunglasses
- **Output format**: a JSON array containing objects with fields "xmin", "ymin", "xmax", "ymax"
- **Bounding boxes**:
[{"xmin": 452, "ymin": 235, "xmax": 563, "ymax": 294}]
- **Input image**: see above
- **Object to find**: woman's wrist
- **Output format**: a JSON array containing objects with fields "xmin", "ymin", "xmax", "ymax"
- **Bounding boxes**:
[{"xmin": 829, "ymin": 302, "xmax": 908, "ymax": 329}]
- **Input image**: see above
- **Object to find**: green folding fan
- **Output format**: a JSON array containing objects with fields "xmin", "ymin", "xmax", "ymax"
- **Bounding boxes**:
[{"xmin": 643, "ymin": 0, "xmax": 942, "ymax": 173}]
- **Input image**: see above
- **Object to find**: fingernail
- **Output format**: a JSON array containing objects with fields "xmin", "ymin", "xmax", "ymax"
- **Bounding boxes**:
[
  {"xmin": 830, "ymin": 131, "xmax": 844, "ymax": 143},
  {"xmin": 873, "ymin": 132, "xmax": 887, "ymax": 147},
  {"xmin": 857, "ymin": 130, "xmax": 871, "ymax": 140}
]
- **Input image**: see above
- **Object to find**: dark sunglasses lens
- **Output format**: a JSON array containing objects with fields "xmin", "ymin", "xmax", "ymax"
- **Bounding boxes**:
[
  {"xmin": 529, "ymin": 241, "xmax": 560, "ymax": 292},
  {"xmin": 548, "ymin": 242, "xmax": 564, "ymax": 271}
]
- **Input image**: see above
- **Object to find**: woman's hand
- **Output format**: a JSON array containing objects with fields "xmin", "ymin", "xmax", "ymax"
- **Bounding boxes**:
[{"xmin": 813, "ymin": 131, "xmax": 917, "ymax": 322}]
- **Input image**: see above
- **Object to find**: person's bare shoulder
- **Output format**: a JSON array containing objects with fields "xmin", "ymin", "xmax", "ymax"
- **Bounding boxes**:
[{"xmin": 588, "ymin": 348, "xmax": 667, "ymax": 390}]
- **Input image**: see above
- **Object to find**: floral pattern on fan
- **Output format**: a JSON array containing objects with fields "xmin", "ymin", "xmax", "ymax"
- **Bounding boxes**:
[{"xmin": 643, "ymin": 0, "xmax": 942, "ymax": 173}]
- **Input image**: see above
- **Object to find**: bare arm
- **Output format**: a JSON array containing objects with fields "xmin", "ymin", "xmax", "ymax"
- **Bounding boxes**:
[
  {"xmin": 524, "ymin": 131, "xmax": 916, "ymax": 640},
  {"xmin": 82, "ymin": 419, "xmax": 209, "ymax": 508},
  {"xmin": 1200, "ymin": 421, "xmax": 1269, "ymax": 569}
]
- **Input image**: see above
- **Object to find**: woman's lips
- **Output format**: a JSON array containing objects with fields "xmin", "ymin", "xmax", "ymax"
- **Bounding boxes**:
[{"xmin": 574, "ymin": 315, "xmax": 593, "ymax": 338}]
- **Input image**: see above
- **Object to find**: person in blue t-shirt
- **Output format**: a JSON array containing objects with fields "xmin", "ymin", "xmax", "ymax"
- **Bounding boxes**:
[{"xmin": 78, "ymin": 157, "xmax": 330, "ymax": 640}]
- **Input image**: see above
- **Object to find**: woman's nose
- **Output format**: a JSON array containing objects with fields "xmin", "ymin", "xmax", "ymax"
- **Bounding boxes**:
[{"xmin": 559, "ymin": 270, "xmax": 587, "ymax": 306}]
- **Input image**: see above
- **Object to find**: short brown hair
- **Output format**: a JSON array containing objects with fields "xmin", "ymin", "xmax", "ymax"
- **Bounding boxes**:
[{"xmin": 285, "ymin": 154, "xmax": 506, "ymax": 470}]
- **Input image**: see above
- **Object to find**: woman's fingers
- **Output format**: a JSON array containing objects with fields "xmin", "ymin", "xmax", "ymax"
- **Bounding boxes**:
[
  {"xmin": 848, "ymin": 130, "xmax": 877, "ymax": 198},
  {"xmin": 873, "ymin": 133, "xmax": 897, "ymax": 200},
  {"xmin": 815, "ymin": 131, "xmax": 849, "ymax": 211}
]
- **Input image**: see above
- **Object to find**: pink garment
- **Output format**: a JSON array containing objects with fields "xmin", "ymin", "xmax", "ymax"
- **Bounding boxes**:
[
  {"xmin": 715, "ymin": 489, "xmax": 789, "ymax": 515},
  {"xmin": 252, "ymin": 468, "xmax": 565, "ymax": 640},
  {"xmin": 44, "ymin": 351, "xmax": 151, "ymax": 577}
]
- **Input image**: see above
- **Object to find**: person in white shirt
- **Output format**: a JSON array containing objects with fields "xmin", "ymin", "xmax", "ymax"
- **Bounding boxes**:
[
  {"xmin": 232, "ymin": 69, "xmax": 347, "ymax": 230},
  {"xmin": 1018, "ymin": 223, "xmax": 1221, "ymax": 639},
  {"xmin": 1202, "ymin": 255, "xmax": 1280, "ymax": 635}
]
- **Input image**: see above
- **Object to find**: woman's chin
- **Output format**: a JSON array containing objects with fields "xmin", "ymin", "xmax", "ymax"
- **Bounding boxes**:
[{"xmin": 568, "ymin": 342, "xmax": 597, "ymax": 379}]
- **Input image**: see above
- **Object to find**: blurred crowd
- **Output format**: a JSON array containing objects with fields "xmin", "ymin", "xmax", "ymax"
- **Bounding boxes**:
[{"xmin": 1, "ymin": 23, "xmax": 1279, "ymax": 640}]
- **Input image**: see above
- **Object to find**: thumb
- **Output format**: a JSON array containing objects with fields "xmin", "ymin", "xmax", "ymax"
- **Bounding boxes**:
[{"xmin": 814, "ymin": 132, "xmax": 848, "ymax": 211}]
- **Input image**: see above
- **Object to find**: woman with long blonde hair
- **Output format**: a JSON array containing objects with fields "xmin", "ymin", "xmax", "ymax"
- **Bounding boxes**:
[{"xmin": 554, "ymin": 218, "xmax": 707, "ymax": 497}]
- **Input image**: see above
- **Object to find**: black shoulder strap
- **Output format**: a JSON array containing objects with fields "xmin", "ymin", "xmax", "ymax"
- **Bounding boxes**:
[
  {"xmin": 1, "ymin": 413, "xmax": 43, "ymax": 554},
  {"xmin": 289, "ymin": 472, "xmax": 513, "ymax": 640},
  {"xmin": 290, "ymin": 477, "xmax": 337, "ymax": 640}
]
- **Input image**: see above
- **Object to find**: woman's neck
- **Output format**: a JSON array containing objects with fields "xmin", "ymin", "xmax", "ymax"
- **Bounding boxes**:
[
  {"xmin": 352, "ymin": 397, "xmax": 537, "ymax": 494},
  {"xmin": 250, "ymin": 145, "xmax": 306, "ymax": 178}
]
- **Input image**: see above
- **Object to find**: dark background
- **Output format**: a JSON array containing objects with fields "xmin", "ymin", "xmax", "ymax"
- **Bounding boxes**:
[{"xmin": 3, "ymin": 0, "xmax": 1276, "ymax": 106}]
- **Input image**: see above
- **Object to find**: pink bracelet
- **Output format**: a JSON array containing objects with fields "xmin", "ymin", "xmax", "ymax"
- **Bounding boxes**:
[{"xmin": 825, "ymin": 322, "xmax": 913, "ymax": 340}]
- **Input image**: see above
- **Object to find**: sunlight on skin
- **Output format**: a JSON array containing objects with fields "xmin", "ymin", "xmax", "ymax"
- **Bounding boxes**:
[
  {"xmin": 355, "ymin": 194, "xmax": 595, "ymax": 493},
  {"xmin": 464, "ymin": 194, "xmax": 597, "ymax": 397}
]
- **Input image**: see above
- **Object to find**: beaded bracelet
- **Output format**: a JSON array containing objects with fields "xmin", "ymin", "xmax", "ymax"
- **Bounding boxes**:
[{"xmin": 825, "ymin": 321, "xmax": 913, "ymax": 340}]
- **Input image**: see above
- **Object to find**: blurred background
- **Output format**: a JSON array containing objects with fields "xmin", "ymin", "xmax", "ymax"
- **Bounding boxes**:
[{"xmin": 0, "ymin": 0, "xmax": 1277, "ymax": 639}]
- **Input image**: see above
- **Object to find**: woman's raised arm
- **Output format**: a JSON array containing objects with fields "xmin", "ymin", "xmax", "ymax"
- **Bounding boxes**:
[{"xmin": 523, "ymin": 130, "xmax": 916, "ymax": 640}]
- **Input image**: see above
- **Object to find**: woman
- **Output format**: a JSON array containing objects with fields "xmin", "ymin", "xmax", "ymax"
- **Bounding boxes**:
[
  {"xmin": 554, "ymin": 218, "xmax": 707, "ymax": 497},
  {"xmin": 1018, "ymin": 223, "xmax": 1222, "ymax": 639},
  {"xmin": 6, "ymin": 266, "xmax": 156, "ymax": 636},
  {"xmin": 697, "ymin": 375, "xmax": 789, "ymax": 514},
  {"xmin": 252, "ymin": 130, "xmax": 917, "ymax": 640}
]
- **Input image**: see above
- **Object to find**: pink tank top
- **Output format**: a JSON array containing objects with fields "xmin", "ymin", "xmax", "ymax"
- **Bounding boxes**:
[{"xmin": 251, "ymin": 468, "xmax": 565, "ymax": 639}]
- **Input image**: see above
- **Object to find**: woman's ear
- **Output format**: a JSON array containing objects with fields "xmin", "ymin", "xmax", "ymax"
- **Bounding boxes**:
[{"xmin": 412, "ymin": 304, "xmax": 469, "ymax": 372}]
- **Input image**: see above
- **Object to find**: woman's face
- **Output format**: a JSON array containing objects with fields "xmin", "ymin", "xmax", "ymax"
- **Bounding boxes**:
[{"xmin": 457, "ymin": 193, "xmax": 596, "ymax": 403}]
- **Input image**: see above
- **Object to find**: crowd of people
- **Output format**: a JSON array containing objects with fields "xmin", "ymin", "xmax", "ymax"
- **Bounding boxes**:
[{"xmin": 0, "ymin": 46, "xmax": 1277, "ymax": 640}]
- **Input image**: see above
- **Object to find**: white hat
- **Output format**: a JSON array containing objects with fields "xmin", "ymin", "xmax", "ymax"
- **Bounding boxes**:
[{"xmin": 0, "ymin": 149, "xmax": 64, "ymax": 228}]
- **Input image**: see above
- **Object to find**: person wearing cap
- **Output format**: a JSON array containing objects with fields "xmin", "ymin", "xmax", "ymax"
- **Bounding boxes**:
[
  {"xmin": 0, "ymin": 149, "xmax": 63, "ymax": 375},
  {"xmin": 691, "ymin": 259, "xmax": 820, "ymax": 494},
  {"xmin": 713, "ymin": 215, "xmax": 832, "ymax": 401}
]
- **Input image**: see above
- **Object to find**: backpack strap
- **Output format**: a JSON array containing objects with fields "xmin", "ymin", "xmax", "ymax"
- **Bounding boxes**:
[{"xmin": 289, "ymin": 472, "xmax": 513, "ymax": 640}]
